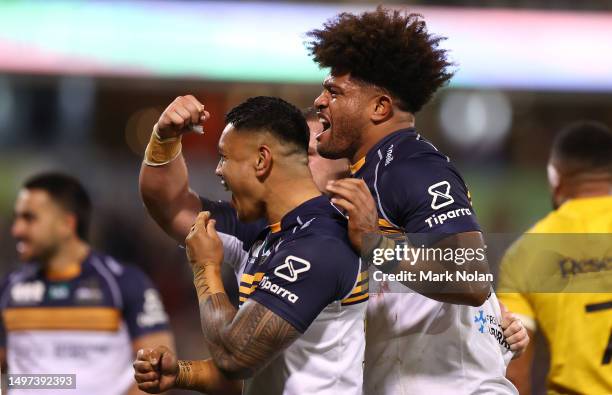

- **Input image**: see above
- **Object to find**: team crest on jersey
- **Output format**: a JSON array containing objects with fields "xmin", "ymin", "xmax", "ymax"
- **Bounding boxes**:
[
  {"xmin": 274, "ymin": 256, "xmax": 310, "ymax": 282},
  {"xmin": 11, "ymin": 281, "xmax": 45, "ymax": 304},
  {"xmin": 428, "ymin": 181, "xmax": 455, "ymax": 210}
]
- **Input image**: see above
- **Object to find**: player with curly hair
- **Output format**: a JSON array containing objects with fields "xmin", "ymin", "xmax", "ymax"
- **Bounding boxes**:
[{"xmin": 308, "ymin": 7, "xmax": 521, "ymax": 394}]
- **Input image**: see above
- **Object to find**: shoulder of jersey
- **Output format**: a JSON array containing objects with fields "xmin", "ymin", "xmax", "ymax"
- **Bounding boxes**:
[
  {"xmin": 87, "ymin": 252, "xmax": 143, "ymax": 280},
  {"xmin": 379, "ymin": 131, "xmax": 450, "ymax": 171}
]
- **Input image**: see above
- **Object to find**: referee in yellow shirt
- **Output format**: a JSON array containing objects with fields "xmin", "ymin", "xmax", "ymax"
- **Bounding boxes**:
[{"xmin": 498, "ymin": 121, "xmax": 612, "ymax": 394}]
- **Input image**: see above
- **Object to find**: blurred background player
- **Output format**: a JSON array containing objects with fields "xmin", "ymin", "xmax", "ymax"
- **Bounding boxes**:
[
  {"xmin": 308, "ymin": 7, "xmax": 524, "ymax": 394},
  {"xmin": 498, "ymin": 121, "xmax": 612, "ymax": 394},
  {"xmin": 0, "ymin": 173, "xmax": 174, "ymax": 395}
]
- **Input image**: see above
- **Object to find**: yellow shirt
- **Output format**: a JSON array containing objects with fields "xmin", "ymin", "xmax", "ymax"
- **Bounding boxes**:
[{"xmin": 498, "ymin": 196, "xmax": 612, "ymax": 395}]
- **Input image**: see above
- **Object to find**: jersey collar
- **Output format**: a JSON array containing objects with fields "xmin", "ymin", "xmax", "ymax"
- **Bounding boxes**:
[
  {"xmin": 351, "ymin": 128, "xmax": 417, "ymax": 176},
  {"xmin": 272, "ymin": 195, "xmax": 331, "ymax": 234}
]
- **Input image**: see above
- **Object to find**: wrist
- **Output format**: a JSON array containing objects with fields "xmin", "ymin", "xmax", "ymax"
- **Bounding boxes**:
[
  {"xmin": 143, "ymin": 124, "xmax": 182, "ymax": 166},
  {"xmin": 175, "ymin": 360, "xmax": 193, "ymax": 389},
  {"xmin": 192, "ymin": 263, "xmax": 225, "ymax": 301}
]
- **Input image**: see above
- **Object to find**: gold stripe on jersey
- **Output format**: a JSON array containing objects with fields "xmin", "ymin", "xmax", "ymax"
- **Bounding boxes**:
[
  {"xmin": 378, "ymin": 218, "xmax": 403, "ymax": 234},
  {"xmin": 3, "ymin": 307, "xmax": 121, "ymax": 332},
  {"xmin": 350, "ymin": 156, "xmax": 366, "ymax": 175},
  {"xmin": 342, "ymin": 270, "xmax": 369, "ymax": 306},
  {"xmin": 239, "ymin": 272, "xmax": 265, "ymax": 302}
]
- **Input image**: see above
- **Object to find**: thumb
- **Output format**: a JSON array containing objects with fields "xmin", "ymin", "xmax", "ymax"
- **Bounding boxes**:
[
  {"xmin": 207, "ymin": 219, "xmax": 218, "ymax": 239},
  {"xmin": 149, "ymin": 346, "xmax": 166, "ymax": 367}
]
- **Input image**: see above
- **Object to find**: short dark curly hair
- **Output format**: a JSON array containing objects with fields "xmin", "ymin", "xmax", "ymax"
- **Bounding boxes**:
[
  {"xmin": 24, "ymin": 172, "xmax": 92, "ymax": 241},
  {"xmin": 307, "ymin": 7, "xmax": 453, "ymax": 113},
  {"xmin": 552, "ymin": 121, "xmax": 612, "ymax": 173},
  {"xmin": 225, "ymin": 96, "xmax": 309, "ymax": 154}
]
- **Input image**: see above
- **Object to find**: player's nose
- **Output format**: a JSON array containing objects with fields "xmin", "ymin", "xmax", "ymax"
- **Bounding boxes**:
[
  {"xmin": 11, "ymin": 219, "xmax": 26, "ymax": 238},
  {"xmin": 314, "ymin": 91, "xmax": 328, "ymax": 110}
]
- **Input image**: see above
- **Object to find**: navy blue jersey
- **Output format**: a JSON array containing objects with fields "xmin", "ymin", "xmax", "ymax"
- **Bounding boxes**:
[
  {"xmin": 0, "ymin": 251, "xmax": 169, "ymax": 346},
  {"xmin": 352, "ymin": 128, "xmax": 480, "ymax": 235},
  {"xmin": 203, "ymin": 195, "xmax": 365, "ymax": 333},
  {"xmin": 0, "ymin": 252, "xmax": 170, "ymax": 395}
]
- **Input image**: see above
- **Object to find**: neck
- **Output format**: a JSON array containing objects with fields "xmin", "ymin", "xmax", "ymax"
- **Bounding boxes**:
[
  {"xmin": 263, "ymin": 169, "xmax": 322, "ymax": 225},
  {"xmin": 350, "ymin": 116, "xmax": 415, "ymax": 164},
  {"xmin": 568, "ymin": 181, "xmax": 612, "ymax": 200},
  {"xmin": 44, "ymin": 238, "xmax": 90, "ymax": 278}
]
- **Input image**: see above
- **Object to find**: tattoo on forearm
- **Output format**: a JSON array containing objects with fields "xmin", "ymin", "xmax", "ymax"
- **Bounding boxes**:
[{"xmin": 199, "ymin": 296, "xmax": 299, "ymax": 379}]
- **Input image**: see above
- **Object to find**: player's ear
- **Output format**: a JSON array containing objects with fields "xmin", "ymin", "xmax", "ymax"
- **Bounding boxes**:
[
  {"xmin": 60, "ymin": 212, "xmax": 78, "ymax": 239},
  {"xmin": 370, "ymin": 94, "xmax": 393, "ymax": 123},
  {"xmin": 255, "ymin": 144, "xmax": 272, "ymax": 177}
]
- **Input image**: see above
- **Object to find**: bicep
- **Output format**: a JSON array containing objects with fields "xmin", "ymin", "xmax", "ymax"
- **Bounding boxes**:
[
  {"xmin": 167, "ymin": 190, "xmax": 202, "ymax": 243},
  {"xmin": 219, "ymin": 299, "xmax": 300, "ymax": 379}
]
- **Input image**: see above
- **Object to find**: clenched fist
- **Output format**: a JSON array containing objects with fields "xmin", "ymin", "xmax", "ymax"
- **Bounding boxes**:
[
  {"xmin": 133, "ymin": 346, "xmax": 178, "ymax": 393},
  {"xmin": 156, "ymin": 95, "xmax": 211, "ymax": 139},
  {"xmin": 185, "ymin": 211, "xmax": 224, "ymax": 267}
]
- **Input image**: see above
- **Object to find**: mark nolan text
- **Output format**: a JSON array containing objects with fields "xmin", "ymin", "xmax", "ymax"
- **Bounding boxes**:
[{"xmin": 373, "ymin": 270, "xmax": 493, "ymax": 282}]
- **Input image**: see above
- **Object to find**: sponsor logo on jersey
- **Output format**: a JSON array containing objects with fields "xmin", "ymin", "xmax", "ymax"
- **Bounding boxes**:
[
  {"xmin": 474, "ymin": 309, "xmax": 511, "ymax": 350},
  {"xmin": 274, "ymin": 256, "xmax": 310, "ymax": 282},
  {"xmin": 11, "ymin": 281, "xmax": 45, "ymax": 304},
  {"xmin": 259, "ymin": 276, "xmax": 299, "ymax": 303},
  {"xmin": 428, "ymin": 181, "xmax": 454, "ymax": 210},
  {"xmin": 425, "ymin": 207, "xmax": 472, "ymax": 228},
  {"xmin": 75, "ymin": 286, "xmax": 104, "ymax": 304},
  {"xmin": 384, "ymin": 144, "xmax": 394, "ymax": 166},
  {"xmin": 137, "ymin": 289, "xmax": 168, "ymax": 328},
  {"xmin": 48, "ymin": 284, "xmax": 70, "ymax": 300}
]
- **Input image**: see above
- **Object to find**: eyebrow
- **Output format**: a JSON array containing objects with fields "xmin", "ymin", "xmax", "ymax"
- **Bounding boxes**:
[{"xmin": 323, "ymin": 81, "xmax": 342, "ymax": 92}]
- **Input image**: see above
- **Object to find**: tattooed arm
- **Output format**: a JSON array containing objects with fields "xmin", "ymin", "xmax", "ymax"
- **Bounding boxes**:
[
  {"xmin": 186, "ymin": 212, "xmax": 300, "ymax": 380},
  {"xmin": 133, "ymin": 212, "xmax": 299, "ymax": 394}
]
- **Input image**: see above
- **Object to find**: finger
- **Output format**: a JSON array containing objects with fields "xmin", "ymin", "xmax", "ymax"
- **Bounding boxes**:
[
  {"xmin": 134, "ymin": 371, "xmax": 160, "ymax": 383},
  {"xmin": 166, "ymin": 110, "xmax": 186, "ymax": 129},
  {"xmin": 503, "ymin": 319, "xmax": 523, "ymax": 337},
  {"xmin": 137, "ymin": 348, "xmax": 152, "ymax": 361},
  {"xmin": 334, "ymin": 178, "xmax": 369, "ymax": 190},
  {"xmin": 138, "ymin": 380, "xmax": 160, "ymax": 392},
  {"xmin": 328, "ymin": 179, "xmax": 371, "ymax": 200},
  {"xmin": 178, "ymin": 97, "xmax": 203, "ymax": 125},
  {"xmin": 330, "ymin": 197, "xmax": 357, "ymax": 215},
  {"xmin": 195, "ymin": 211, "xmax": 211, "ymax": 232},
  {"xmin": 149, "ymin": 347, "xmax": 163, "ymax": 366},
  {"xmin": 206, "ymin": 218, "xmax": 218, "ymax": 239},
  {"xmin": 183, "ymin": 95, "xmax": 204, "ymax": 113},
  {"xmin": 510, "ymin": 337, "xmax": 529, "ymax": 352},
  {"xmin": 200, "ymin": 110, "xmax": 211, "ymax": 122},
  {"xmin": 172, "ymin": 105, "xmax": 192, "ymax": 125},
  {"xmin": 506, "ymin": 331, "xmax": 525, "ymax": 346},
  {"xmin": 501, "ymin": 311, "xmax": 517, "ymax": 330},
  {"xmin": 133, "ymin": 360, "xmax": 154, "ymax": 373},
  {"xmin": 327, "ymin": 184, "xmax": 368, "ymax": 209}
]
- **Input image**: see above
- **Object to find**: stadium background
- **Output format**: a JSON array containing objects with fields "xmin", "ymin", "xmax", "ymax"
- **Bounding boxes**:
[{"xmin": 0, "ymin": 1, "xmax": 611, "ymax": 394}]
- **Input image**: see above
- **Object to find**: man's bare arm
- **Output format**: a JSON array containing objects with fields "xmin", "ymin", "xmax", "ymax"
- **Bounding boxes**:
[
  {"xmin": 139, "ymin": 95, "xmax": 210, "ymax": 243},
  {"xmin": 506, "ymin": 329, "xmax": 536, "ymax": 394}
]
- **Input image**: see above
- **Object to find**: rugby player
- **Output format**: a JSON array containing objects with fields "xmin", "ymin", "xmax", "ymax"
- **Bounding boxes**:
[
  {"xmin": 498, "ymin": 121, "xmax": 612, "ymax": 394},
  {"xmin": 134, "ymin": 96, "xmax": 366, "ymax": 394},
  {"xmin": 307, "ymin": 7, "xmax": 524, "ymax": 394},
  {"xmin": 0, "ymin": 173, "xmax": 173, "ymax": 395}
]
